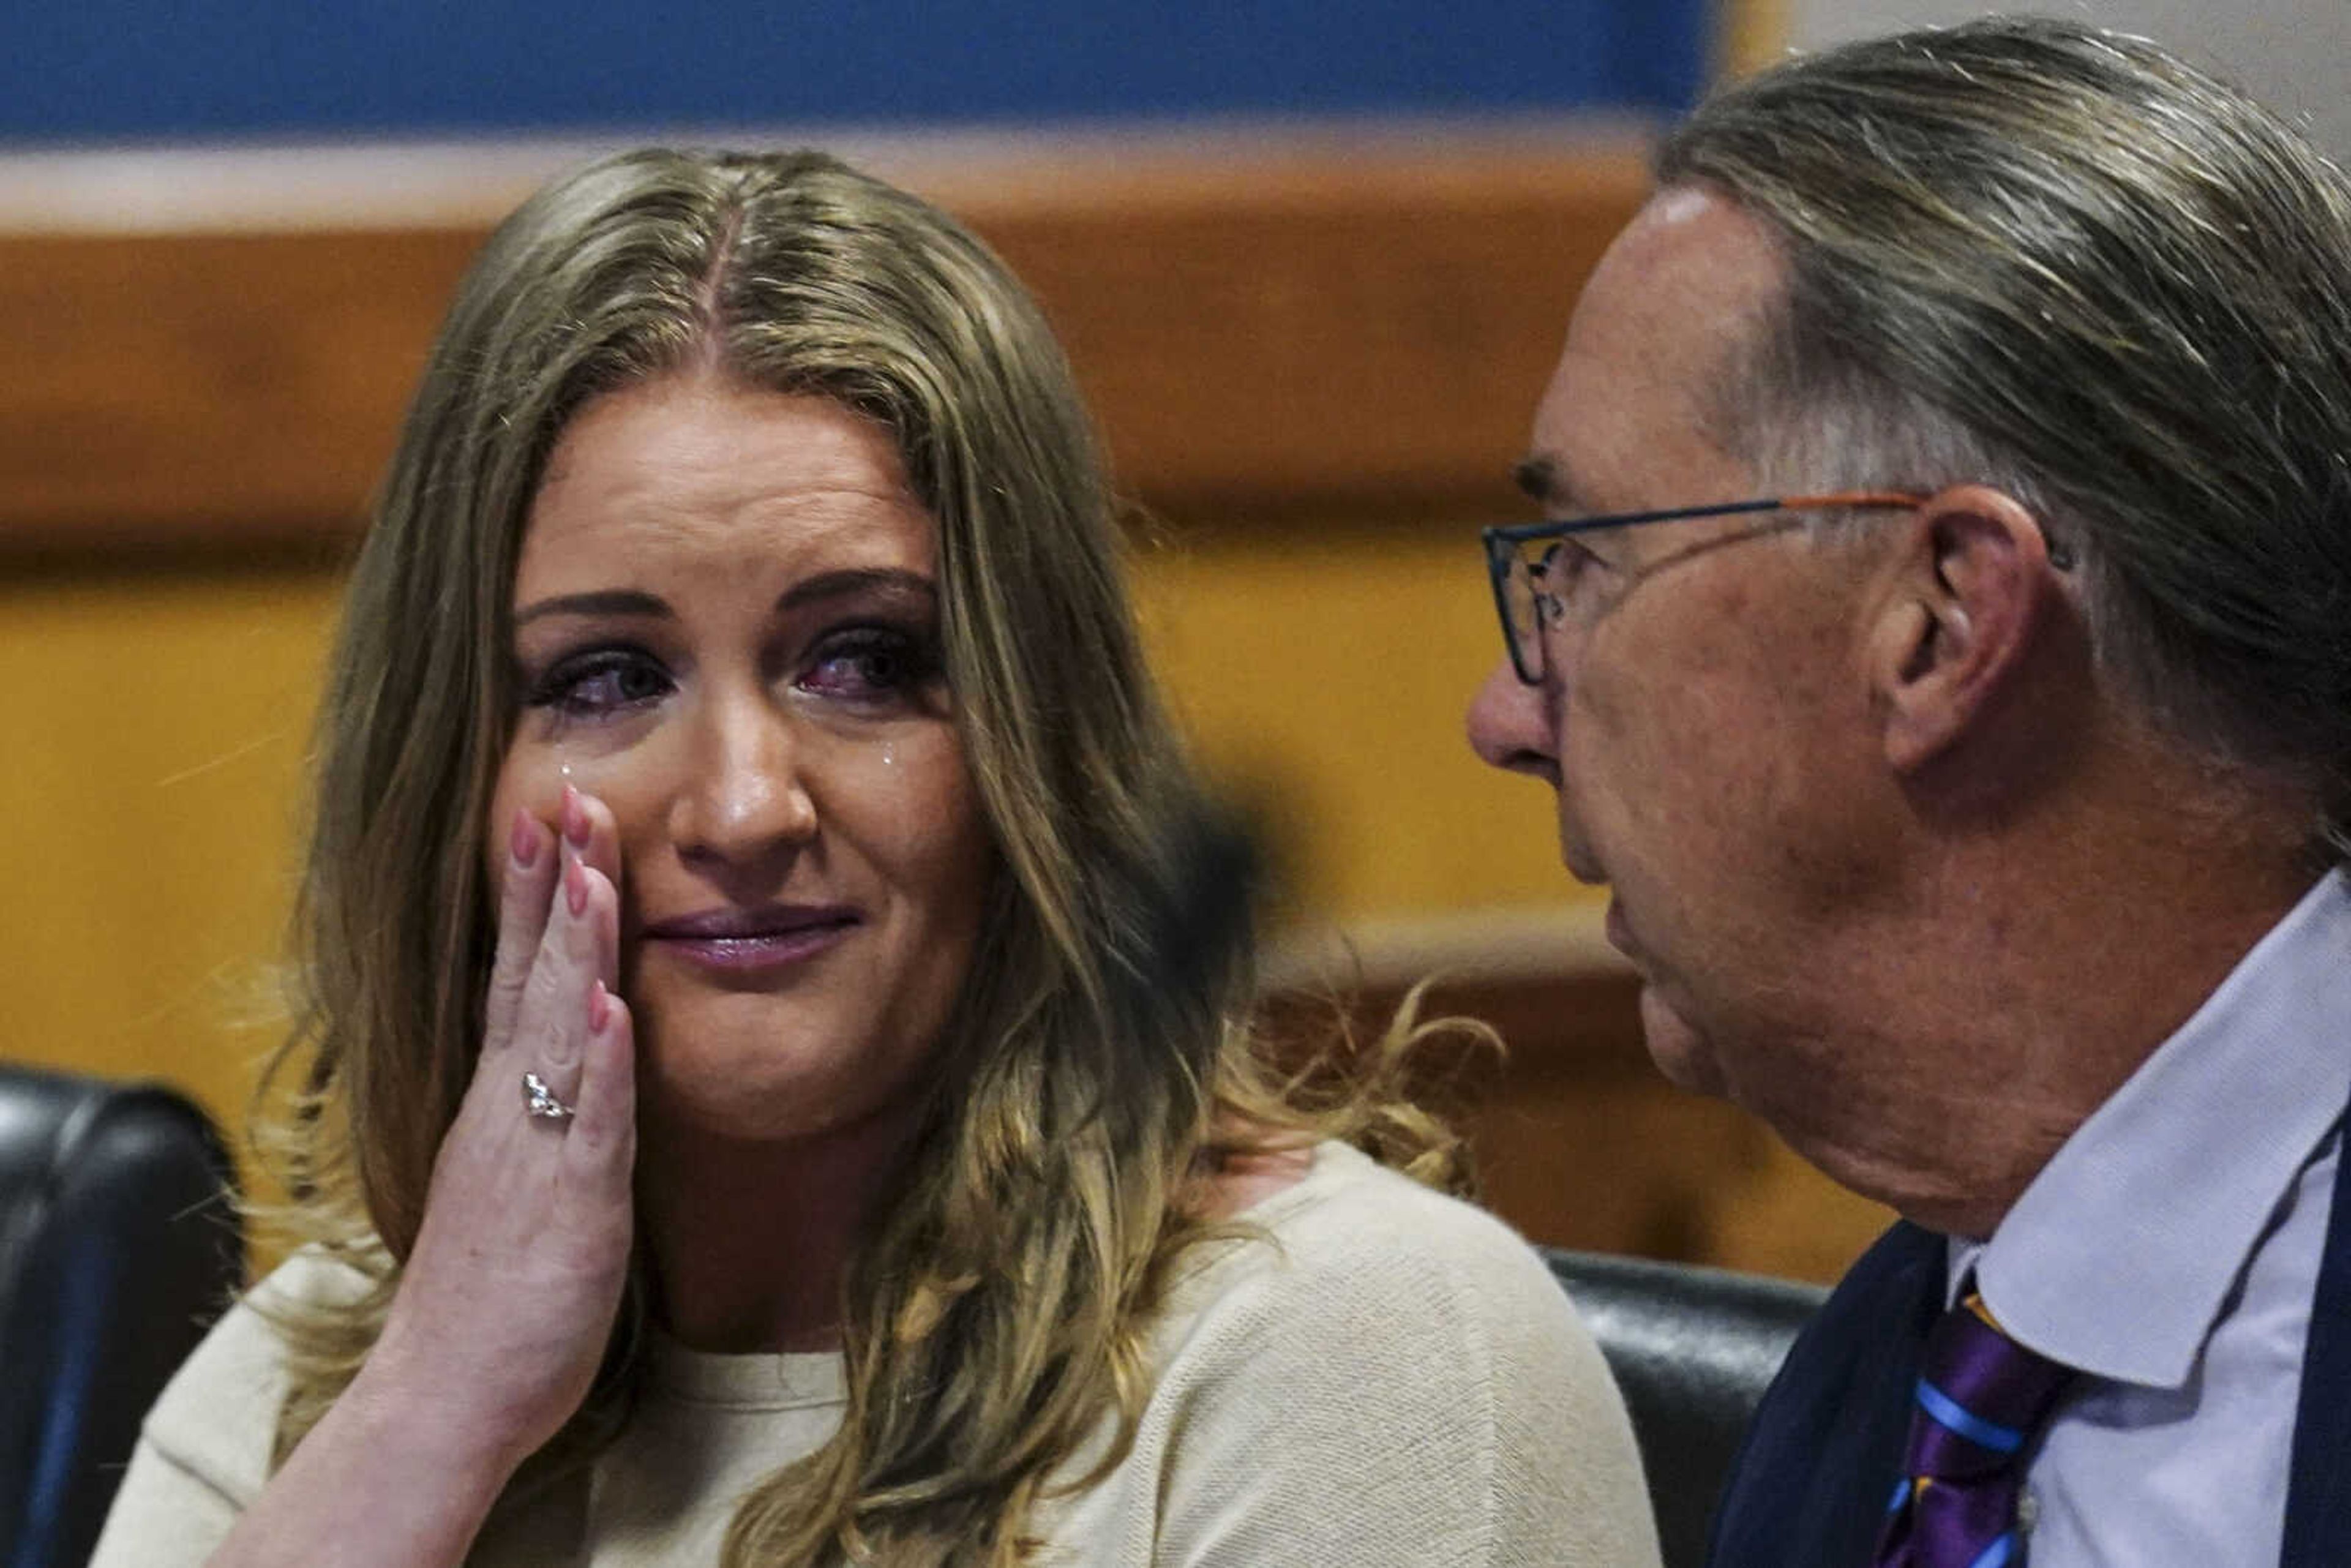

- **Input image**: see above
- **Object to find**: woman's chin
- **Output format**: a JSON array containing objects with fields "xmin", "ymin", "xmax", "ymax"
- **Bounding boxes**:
[{"xmin": 635, "ymin": 1015, "xmax": 932, "ymax": 1146}]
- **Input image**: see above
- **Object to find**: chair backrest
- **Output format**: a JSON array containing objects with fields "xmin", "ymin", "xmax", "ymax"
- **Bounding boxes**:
[
  {"xmin": 1545, "ymin": 1246, "xmax": 1824, "ymax": 1568},
  {"xmin": 0, "ymin": 1063, "xmax": 243, "ymax": 1568}
]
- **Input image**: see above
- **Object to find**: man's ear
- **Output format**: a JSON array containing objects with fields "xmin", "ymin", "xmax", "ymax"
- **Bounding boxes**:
[{"xmin": 1869, "ymin": 485, "xmax": 2056, "ymax": 774}]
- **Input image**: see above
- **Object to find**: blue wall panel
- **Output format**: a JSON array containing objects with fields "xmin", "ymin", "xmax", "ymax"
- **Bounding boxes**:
[{"xmin": 5, "ymin": 0, "xmax": 1708, "ymax": 143}]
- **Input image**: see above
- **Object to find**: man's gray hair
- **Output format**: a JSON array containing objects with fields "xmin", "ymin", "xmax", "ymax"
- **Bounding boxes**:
[{"xmin": 1660, "ymin": 16, "xmax": 2351, "ymax": 857}]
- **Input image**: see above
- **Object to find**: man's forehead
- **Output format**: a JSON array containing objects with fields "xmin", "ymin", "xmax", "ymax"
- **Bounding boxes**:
[
  {"xmin": 1526, "ymin": 187, "xmax": 1780, "ymax": 509},
  {"xmin": 1643, "ymin": 182, "xmax": 1728, "ymax": 232},
  {"xmin": 1574, "ymin": 186, "xmax": 1785, "ymax": 358}
]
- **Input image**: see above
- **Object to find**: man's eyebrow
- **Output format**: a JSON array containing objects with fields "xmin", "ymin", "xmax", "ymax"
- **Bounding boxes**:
[
  {"xmin": 514, "ymin": 589, "xmax": 669, "ymax": 628},
  {"xmin": 1512, "ymin": 456, "xmax": 1584, "ymax": 512},
  {"xmin": 1512, "ymin": 457, "xmax": 1553, "ymax": 505},
  {"xmin": 775, "ymin": 568, "xmax": 937, "ymax": 613}
]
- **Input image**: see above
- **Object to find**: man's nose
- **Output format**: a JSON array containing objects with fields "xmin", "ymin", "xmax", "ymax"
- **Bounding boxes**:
[{"xmin": 1465, "ymin": 657, "xmax": 1561, "ymax": 783}]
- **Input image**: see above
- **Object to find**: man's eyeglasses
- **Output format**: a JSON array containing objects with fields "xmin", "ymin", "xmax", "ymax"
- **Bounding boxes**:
[{"xmin": 1482, "ymin": 492, "xmax": 1927, "ymax": 685}]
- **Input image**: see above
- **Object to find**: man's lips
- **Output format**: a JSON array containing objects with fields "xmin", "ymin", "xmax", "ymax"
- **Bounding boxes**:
[
  {"xmin": 640, "ymin": 905, "xmax": 861, "ymax": 970},
  {"xmin": 1603, "ymin": 895, "xmax": 1645, "ymax": 967}
]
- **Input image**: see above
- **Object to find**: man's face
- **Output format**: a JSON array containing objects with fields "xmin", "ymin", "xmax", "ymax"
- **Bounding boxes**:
[{"xmin": 1468, "ymin": 187, "xmax": 1902, "ymax": 1116}]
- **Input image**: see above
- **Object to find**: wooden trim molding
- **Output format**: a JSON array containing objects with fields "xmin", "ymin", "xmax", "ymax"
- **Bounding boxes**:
[
  {"xmin": 1264, "ymin": 902, "xmax": 1630, "ymax": 995},
  {"xmin": 1261, "ymin": 906, "xmax": 1655, "ymax": 1097},
  {"xmin": 0, "ymin": 124, "xmax": 1653, "ymax": 552}
]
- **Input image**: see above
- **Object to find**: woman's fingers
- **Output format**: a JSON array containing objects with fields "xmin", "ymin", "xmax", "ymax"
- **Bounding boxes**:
[
  {"xmin": 481, "ymin": 808, "xmax": 558, "ymax": 1054},
  {"xmin": 521, "ymin": 847, "xmax": 617, "ymax": 1103},
  {"xmin": 500, "ymin": 786, "xmax": 623, "ymax": 1112},
  {"xmin": 560, "ymin": 785, "xmax": 626, "ymax": 986},
  {"xmin": 567, "ymin": 985, "xmax": 636, "ymax": 1187},
  {"xmin": 467, "ymin": 785, "xmax": 628, "ymax": 1128}
]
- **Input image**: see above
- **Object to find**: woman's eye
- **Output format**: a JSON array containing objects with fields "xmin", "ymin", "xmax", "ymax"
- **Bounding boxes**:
[
  {"xmin": 800, "ymin": 628, "xmax": 936, "ymax": 702},
  {"xmin": 524, "ymin": 650, "xmax": 672, "ymax": 719}
]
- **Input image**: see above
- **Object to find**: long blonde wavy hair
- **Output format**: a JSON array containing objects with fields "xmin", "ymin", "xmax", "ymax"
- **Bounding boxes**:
[{"xmin": 256, "ymin": 148, "xmax": 1471, "ymax": 1565}]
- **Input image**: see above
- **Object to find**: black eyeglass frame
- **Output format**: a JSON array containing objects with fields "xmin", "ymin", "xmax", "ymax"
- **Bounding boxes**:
[{"xmin": 1481, "ymin": 490, "xmax": 1928, "ymax": 685}]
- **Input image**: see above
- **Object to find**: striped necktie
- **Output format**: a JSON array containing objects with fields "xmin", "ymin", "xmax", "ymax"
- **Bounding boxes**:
[{"xmin": 1872, "ymin": 1290, "xmax": 2076, "ymax": 1568}]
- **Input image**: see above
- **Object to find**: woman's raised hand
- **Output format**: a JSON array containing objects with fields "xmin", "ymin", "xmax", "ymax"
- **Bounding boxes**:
[
  {"xmin": 362, "ymin": 784, "xmax": 639, "ymax": 1474},
  {"xmin": 207, "ymin": 787, "xmax": 639, "ymax": 1568}
]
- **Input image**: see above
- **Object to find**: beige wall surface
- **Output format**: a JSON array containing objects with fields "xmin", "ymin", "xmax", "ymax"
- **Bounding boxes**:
[{"xmin": 1784, "ymin": 0, "xmax": 2350, "ymax": 156}]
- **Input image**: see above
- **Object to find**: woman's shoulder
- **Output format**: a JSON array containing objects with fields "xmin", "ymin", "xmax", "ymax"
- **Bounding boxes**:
[
  {"xmin": 1109, "ymin": 1142, "xmax": 1662, "ymax": 1565},
  {"xmin": 137, "ymin": 1247, "xmax": 380, "ymax": 1507},
  {"xmin": 1221, "ymin": 1141, "xmax": 1584, "ymax": 1329},
  {"xmin": 1166, "ymin": 1138, "xmax": 1629, "ymax": 1436}
]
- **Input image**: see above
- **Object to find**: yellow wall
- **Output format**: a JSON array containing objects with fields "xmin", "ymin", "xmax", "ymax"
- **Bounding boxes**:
[
  {"xmin": 6, "ymin": 566, "xmax": 339, "ymax": 1122},
  {"xmin": 1132, "ymin": 524, "xmax": 1589, "ymax": 920}
]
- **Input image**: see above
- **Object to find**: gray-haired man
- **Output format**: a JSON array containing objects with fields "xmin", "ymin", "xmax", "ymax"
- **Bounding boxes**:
[{"xmin": 1468, "ymin": 18, "xmax": 2351, "ymax": 1567}]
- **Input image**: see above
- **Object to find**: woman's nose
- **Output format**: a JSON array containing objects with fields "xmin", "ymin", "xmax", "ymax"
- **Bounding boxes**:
[{"xmin": 667, "ymin": 692, "xmax": 819, "ymax": 869}]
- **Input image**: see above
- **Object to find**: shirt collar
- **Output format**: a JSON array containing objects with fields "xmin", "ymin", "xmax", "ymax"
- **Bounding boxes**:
[{"xmin": 1954, "ymin": 867, "xmax": 2351, "ymax": 1389}]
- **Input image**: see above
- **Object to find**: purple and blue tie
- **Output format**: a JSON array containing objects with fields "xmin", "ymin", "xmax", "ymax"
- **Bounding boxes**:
[{"xmin": 1872, "ymin": 1292, "xmax": 2077, "ymax": 1568}]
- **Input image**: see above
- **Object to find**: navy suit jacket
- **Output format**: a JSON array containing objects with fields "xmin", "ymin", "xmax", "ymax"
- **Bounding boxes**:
[{"xmin": 1708, "ymin": 1112, "xmax": 2351, "ymax": 1567}]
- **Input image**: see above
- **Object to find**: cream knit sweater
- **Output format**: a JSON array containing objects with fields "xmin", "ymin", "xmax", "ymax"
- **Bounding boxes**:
[{"xmin": 92, "ymin": 1142, "xmax": 1662, "ymax": 1567}]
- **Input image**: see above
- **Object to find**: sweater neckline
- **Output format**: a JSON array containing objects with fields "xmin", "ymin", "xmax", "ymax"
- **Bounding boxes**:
[{"xmin": 644, "ymin": 1336, "xmax": 847, "ymax": 1411}]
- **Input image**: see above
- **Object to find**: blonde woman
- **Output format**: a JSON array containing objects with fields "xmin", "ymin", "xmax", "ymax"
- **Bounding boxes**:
[{"xmin": 92, "ymin": 149, "xmax": 1660, "ymax": 1568}]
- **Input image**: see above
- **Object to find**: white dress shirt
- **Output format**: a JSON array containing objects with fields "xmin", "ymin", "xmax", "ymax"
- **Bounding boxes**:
[{"xmin": 1949, "ymin": 866, "xmax": 2351, "ymax": 1566}]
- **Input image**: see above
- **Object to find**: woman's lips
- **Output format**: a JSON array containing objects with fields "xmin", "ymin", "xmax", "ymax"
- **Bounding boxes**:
[{"xmin": 640, "ymin": 908, "xmax": 860, "ymax": 972}]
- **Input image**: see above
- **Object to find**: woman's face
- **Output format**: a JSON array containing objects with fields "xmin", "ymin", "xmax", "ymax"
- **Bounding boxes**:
[{"xmin": 487, "ymin": 373, "xmax": 994, "ymax": 1142}]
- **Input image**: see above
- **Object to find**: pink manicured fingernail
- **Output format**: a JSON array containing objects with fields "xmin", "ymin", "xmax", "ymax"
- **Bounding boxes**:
[
  {"xmin": 564, "ymin": 856, "xmax": 589, "ymax": 917},
  {"xmin": 561, "ymin": 785, "xmax": 591, "ymax": 849},
  {"xmin": 589, "ymin": 980, "xmax": 611, "ymax": 1033},
  {"xmin": 509, "ymin": 809, "xmax": 539, "ymax": 869}
]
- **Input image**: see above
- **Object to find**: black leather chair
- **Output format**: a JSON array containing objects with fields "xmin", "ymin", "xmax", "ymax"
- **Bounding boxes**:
[
  {"xmin": 0, "ymin": 1064, "xmax": 243, "ymax": 1568},
  {"xmin": 1545, "ymin": 1247, "xmax": 1826, "ymax": 1568}
]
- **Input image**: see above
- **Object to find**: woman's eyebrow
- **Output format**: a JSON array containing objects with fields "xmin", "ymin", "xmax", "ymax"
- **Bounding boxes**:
[
  {"xmin": 775, "ymin": 568, "xmax": 937, "ymax": 613},
  {"xmin": 513, "ymin": 588, "xmax": 670, "ymax": 627},
  {"xmin": 511, "ymin": 571, "xmax": 935, "ymax": 628}
]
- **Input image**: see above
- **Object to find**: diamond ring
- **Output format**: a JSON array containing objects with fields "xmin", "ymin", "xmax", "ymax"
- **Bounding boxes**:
[{"xmin": 522, "ymin": 1071, "xmax": 576, "ymax": 1122}]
